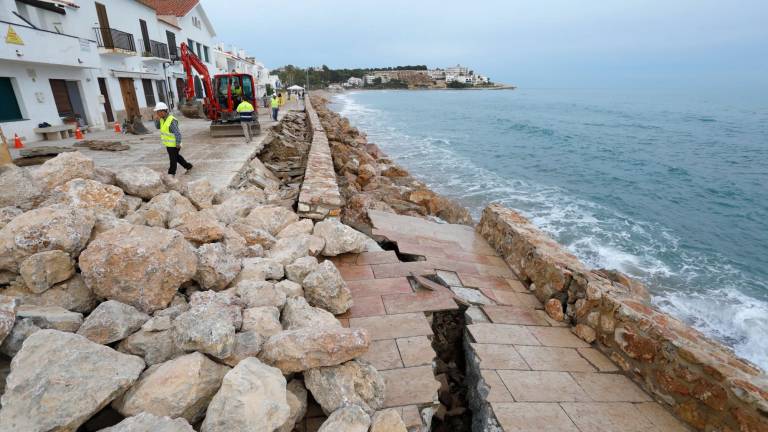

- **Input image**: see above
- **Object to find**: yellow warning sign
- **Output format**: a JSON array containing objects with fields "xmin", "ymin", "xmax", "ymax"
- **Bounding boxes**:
[{"xmin": 6, "ymin": 25, "xmax": 24, "ymax": 45}]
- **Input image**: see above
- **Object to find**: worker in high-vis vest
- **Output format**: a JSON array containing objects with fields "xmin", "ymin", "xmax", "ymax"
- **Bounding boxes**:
[
  {"xmin": 236, "ymin": 98, "xmax": 256, "ymax": 143},
  {"xmin": 154, "ymin": 102, "xmax": 193, "ymax": 175},
  {"xmin": 270, "ymin": 94, "xmax": 280, "ymax": 121}
]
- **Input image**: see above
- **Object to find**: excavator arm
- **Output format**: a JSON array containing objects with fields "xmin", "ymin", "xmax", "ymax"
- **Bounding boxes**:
[{"xmin": 179, "ymin": 42, "xmax": 217, "ymax": 119}]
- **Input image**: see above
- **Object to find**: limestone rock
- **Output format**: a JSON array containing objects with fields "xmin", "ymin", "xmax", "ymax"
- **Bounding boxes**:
[
  {"xmin": 0, "ymin": 165, "xmax": 44, "ymax": 210},
  {"xmin": 313, "ymin": 219, "xmax": 370, "ymax": 256},
  {"xmin": 277, "ymin": 219, "xmax": 314, "ymax": 238},
  {"xmin": 16, "ymin": 304, "xmax": 82, "ymax": 332},
  {"xmin": 573, "ymin": 323, "xmax": 597, "ymax": 343},
  {"xmin": 193, "ymin": 243, "xmax": 242, "ymax": 291},
  {"xmin": 0, "ymin": 206, "xmax": 23, "ymax": 229},
  {"xmin": 267, "ymin": 234, "xmax": 313, "ymax": 265},
  {"xmin": 318, "ymin": 405, "xmax": 371, "ymax": 432},
  {"xmin": 212, "ymin": 187, "xmax": 266, "ymax": 224},
  {"xmin": 545, "ymin": 298, "xmax": 565, "ymax": 321},
  {"xmin": 246, "ymin": 158, "xmax": 282, "ymax": 191},
  {"xmin": 229, "ymin": 223, "xmax": 276, "ymax": 248},
  {"xmin": 6, "ymin": 274, "xmax": 97, "ymax": 313},
  {"xmin": 222, "ymin": 227, "xmax": 247, "ymax": 258},
  {"xmin": 154, "ymin": 294, "xmax": 190, "ymax": 319},
  {"xmin": 278, "ymin": 379, "xmax": 309, "ymax": 432},
  {"xmin": 91, "ymin": 212, "xmax": 132, "ymax": 241},
  {"xmin": 0, "ymin": 330, "xmax": 145, "ymax": 432},
  {"xmin": 170, "ymin": 210, "xmax": 226, "ymax": 244},
  {"xmin": 286, "ymin": 256, "xmax": 319, "ymax": 283},
  {"xmin": 115, "ymin": 166, "xmax": 167, "ymax": 199},
  {"xmin": 188, "ymin": 291, "xmax": 244, "ymax": 329},
  {"xmin": 242, "ymin": 306, "xmax": 282, "ymax": 336},
  {"xmin": 244, "ymin": 205, "xmax": 299, "ymax": 236},
  {"xmin": 0, "ymin": 318, "xmax": 39, "ymax": 357},
  {"xmin": 0, "ymin": 295, "xmax": 17, "ymax": 345},
  {"xmin": 79, "ymin": 225, "xmax": 197, "ymax": 314},
  {"xmin": 114, "ymin": 352, "xmax": 229, "ymax": 423},
  {"xmin": 305, "ymin": 360, "xmax": 385, "ymax": 415},
  {"xmin": 235, "ymin": 280, "xmax": 286, "ymax": 309},
  {"xmin": 281, "ymin": 296, "xmax": 340, "ymax": 330},
  {"xmin": 370, "ymin": 409, "xmax": 408, "ymax": 432},
  {"xmin": 184, "ymin": 179, "xmax": 214, "ymax": 209},
  {"xmin": 0, "ymin": 205, "xmax": 95, "ymax": 272},
  {"xmin": 237, "ymin": 257, "xmax": 284, "ymax": 282},
  {"xmin": 145, "ymin": 191, "xmax": 197, "ymax": 228},
  {"xmin": 77, "ymin": 300, "xmax": 150, "ymax": 344},
  {"xmin": 302, "ymin": 260, "xmax": 353, "ymax": 314},
  {"xmin": 172, "ymin": 304, "xmax": 237, "ymax": 359},
  {"xmin": 118, "ymin": 328, "xmax": 183, "ymax": 366},
  {"xmin": 201, "ymin": 358, "xmax": 290, "ymax": 432},
  {"xmin": 47, "ymin": 178, "xmax": 125, "ymax": 215},
  {"xmin": 221, "ymin": 331, "xmax": 265, "ymax": 367},
  {"xmin": 245, "ymin": 244, "xmax": 265, "ymax": 258},
  {"xmin": 98, "ymin": 412, "xmax": 194, "ymax": 432},
  {"xmin": 93, "ymin": 166, "xmax": 116, "ymax": 185},
  {"xmin": 142, "ymin": 315, "xmax": 172, "ymax": 332},
  {"xmin": 19, "ymin": 250, "xmax": 74, "ymax": 294},
  {"xmin": 275, "ymin": 279, "xmax": 303, "ymax": 298},
  {"xmin": 32, "ymin": 151, "xmax": 95, "ymax": 191},
  {"xmin": 259, "ymin": 326, "xmax": 370, "ymax": 373}
]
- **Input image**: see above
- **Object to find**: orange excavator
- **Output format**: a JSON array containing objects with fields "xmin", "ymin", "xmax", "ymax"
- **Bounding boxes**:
[{"xmin": 178, "ymin": 42, "xmax": 260, "ymax": 137}]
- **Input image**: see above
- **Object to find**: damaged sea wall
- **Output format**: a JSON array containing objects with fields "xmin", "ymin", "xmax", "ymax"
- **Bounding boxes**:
[{"xmin": 477, "ymin": 203, "xmax": 768, "ymax": 431}]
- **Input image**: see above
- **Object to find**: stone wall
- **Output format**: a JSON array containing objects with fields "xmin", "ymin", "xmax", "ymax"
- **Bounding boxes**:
[
  {"xmin": 477, "ymin": 203, "xmax": 768, "ymax": 432},
  {"xmin": 297, "ymin": 96, "xmax": 343, "ymax": 220}
]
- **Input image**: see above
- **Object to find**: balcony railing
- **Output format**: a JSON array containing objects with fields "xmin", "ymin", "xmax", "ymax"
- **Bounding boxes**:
[
  {"xmin": 137, "ymin": 38, "xmax": 169, "ymax": 59},
  {"xmin": 93, "ymin": 27, "xmax": 135, "ymax": 52}
]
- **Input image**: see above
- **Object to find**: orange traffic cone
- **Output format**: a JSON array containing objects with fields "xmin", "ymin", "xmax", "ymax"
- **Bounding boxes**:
[
  {"xmin": 75, "ymin": 127, "xmax": 84, "ymax": 140},
  {"xmin": 13, "ymin": 134, "xmax": 23, "ymax": 149},
  {"xmin": 114, "ymin": 122, "xmax": 122, "ymax": 133}
]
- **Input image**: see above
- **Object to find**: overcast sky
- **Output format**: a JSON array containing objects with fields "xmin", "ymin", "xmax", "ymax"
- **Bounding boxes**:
[{"xmin": 204, "ymin": 0, "xmax": 768, "ymax": 90}]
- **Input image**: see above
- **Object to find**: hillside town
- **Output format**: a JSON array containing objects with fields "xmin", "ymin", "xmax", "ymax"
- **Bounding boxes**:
[{"xmin": 343, "ymin": 65, "xmax": 493, "ymax": 89}]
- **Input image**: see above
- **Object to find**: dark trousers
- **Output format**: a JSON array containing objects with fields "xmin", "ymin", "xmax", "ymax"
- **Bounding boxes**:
[
  {"xmin": 272, "ymin": 107, "xmax": 279, "ymax": 121},
  {"xmin": 166, "ymin": 146, "xmax": 192, "ymax": 175}
]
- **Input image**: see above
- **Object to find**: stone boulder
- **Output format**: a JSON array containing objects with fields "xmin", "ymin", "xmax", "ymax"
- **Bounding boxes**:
[
  {"xmin": 278, "ymin": 379, "xmax": 309, "ymax": 432},
  {"xmin": 305, "ymin": 360, "xmax": 385, "ymax": 415},
  {"xmin": 318, "ymin": 406, "xmax": 371, "ymax": 432},
  {"xmin": 281, "ymin": 296, "xmax": 340, "ymax": 331},
  {"xmin": 170, "ymin": 210, "xmax": 226, "ymax": 244},
  {"xmin": 259, "ymin": 326, "xmax": 370, "ymax": 373},
  {"xmin": 246, "ymin": 158, "xmax": 282, "ymax": 191},
  {"xmin": 98, "ymin": 412, "xmax": 194, "ymax": 432},
  {"xmin": 184, "ymin": 178, "xmax": 214, "ymax": 209},
  {"xmin": 16, "ymin": 305, "xmax": 83, "ymax": 332},
  {"xmin": 0, "ymin": 318, "xmax": 39, "ymax": 357},
  {"xmin": 212, "ymin": 187, "xmax": 266, "ymax": 224},
  {"xmin": 3, "ymin": 274, "xmax": 96, "ymax": 313},
  {"xmin": 32, "ymin": 151, "xmax": 95, "ymax": 191},
  {"xmin": 47, "ymin": 178, "xmax": 126, "ymax": 215},
  {"xmin": 0, "ymin": 206, "xmax": 95, "ymax": 272},
  {"xmin": 193, "ymin": 243, "xmax": 242, "ymax": 291},
  {"xmin": 79, "ymin": 225, "xmax": 197, "ymax": 314},
  {"xmin": 235, "ymin": 280, "xmax": 287, "ymax": 309},
  {"xmin": 201, "ymin": 358, "xmax": 290, "ymax": 432},
  {"xmin": 275, "ymin": 279, "xmax": 303, "ymax": 298},
  {"xmin": 277, "ymin": 219, "xmax": 314, "ymax": 238},
  {"xmin": 0, "ymin": 295, "xmax": 17, "ymax": 345},
  {"xmin": 0, "ymin": 206, "xmax": 23, "ymax": 229},
  {"xmin": 144, "ymin": 191, "xmax": 197, "ymax": 228},
  {"xmin": 19, "ymin": 250, "xmax": 74, "ymax": 294},
  {"xmin": 0, "ymin": 330, "xmax": 145, "ymax": 432},
  {"xmin": 118, "ymin": 328, "xmax": 183, "ymax": 366},
  {"xmin": 237, "ymin": 257, "xmax": 284, "ymax": 282},
  {"xmin": 242, "ymin": 306, "xmax": 282, "ymax": 336},
  {"xmin": 267, "ymin": 234, "xmax": 312, "ymax": 265},
  {"xmin": 221, "ymin": 331, "xmax": 265, "ymax": 367},
  {"xmin": 77, "ymin": 300, "xmax": 150, "ymax": 344},
  {"xmin": 244, "ymin": 205, "xmax": 299, "ymax": 236},
  {"xmin": 371, "ymin": 409, "xmax": 408, "ymax": 432},
  {"xmin": 286, "ymin": 256, "xmax": 319, "ymax": 283},
  {"xmin": 172, "ymin": 304, "xmax": 237, "ymax": 359},
  {"xmin": 303, "ymin": 260, "xmax": 353, "ymax": 314},
  {"xmin": 115, "ymin": 166, "xmax": 167, "ymax": 199},
  {"xmin": 0, "ymin": 165, "xmax": 44, "ymax": 210},
  {"xmin": 188, "ymin": 291, "xmax": 244, "ymax": 330},
  {"xmin": 229, "ymin": 223, "xmax": 276, "ymax": 248},
  {"xmin": 113, "ymin": 352, "xmax": 229, "ymax": 423},
  {"xmin": 313, "ymin": 219, "xmax": 370, "ymax": 256}
]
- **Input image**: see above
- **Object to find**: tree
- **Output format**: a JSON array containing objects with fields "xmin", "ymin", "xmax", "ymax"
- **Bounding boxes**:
[{"xmin": 265, "ymin": 84, "xmax": 273, "ymax": 96}]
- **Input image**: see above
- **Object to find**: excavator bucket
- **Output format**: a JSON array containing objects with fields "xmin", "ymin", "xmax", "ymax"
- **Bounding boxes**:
[
  {"xmin": 179, "ymin": 100, "xmax": 205, "ymax": 119},
  {"xmin": 210, "ymin": 121, "xmax": 261, "ymax": 137}
]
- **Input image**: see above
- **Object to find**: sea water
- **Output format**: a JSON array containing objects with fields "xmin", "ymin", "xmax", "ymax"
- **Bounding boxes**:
[{"xmin": 330, "ymin": 88, "xmax": 768, "ymax": 370}]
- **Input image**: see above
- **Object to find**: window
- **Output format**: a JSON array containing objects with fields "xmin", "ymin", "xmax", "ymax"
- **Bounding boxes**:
[
  {"xmin": 155, "ymin": 80, "xmax": 167, "ymax": 104},
  {"xmin": 141, "ymin": 79, "xmax": 155, "ymax": 107},
  {"xmin": 166, "ymin": 31, "xmax": 177, "ymax": 59},
  {"xmin": 0, "ymin": 78, "xmax": 23, "ymax": 121},
  {"xmin": 187, "ymin": 38, "xmax": 194, "ymax": 50},
  {"xmin": 192, "ymin": 16, "xmax": 201, "ymax": 29},
  {"xmin": 241, "ymin": 75, "xmax": 253, "ymax": 99},
  {"xmin": 203, "ymin": 46, "xmax": 209, "ymax": 62},
  {"xmin": 196, "ymin": 42, "xmax": 201, "ymax": 58}
]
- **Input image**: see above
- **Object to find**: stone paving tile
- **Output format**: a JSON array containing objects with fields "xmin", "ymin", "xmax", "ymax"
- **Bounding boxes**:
[
  {"xmin": 380, "ymin": 366, "xmax": 440, "ymax": 408},
  {"xmin": 529, "ymin": 327, "xmax": 591, "ymax": 348},
  {"xmin": 346, "ymin": 277, "xmax": 413, "ymax": 298},
  {"xmin": 479, "ymin": 369, "xmax": 514, "ymax": 402},
  {"xmin": 492, "ymin": 290, "xmax": 544, "ymax": 309},
  {"xmin": 381, "ymin": 292, "xmax": 458, "ymax": 314},
  {"xmin": 515, "ymin": 346, "xmax": 596, "ymax": 372},
  {"xmin": 469, "ymin": 343, "xmax": 528, "ymax": 370},
  {"xmin": 435, "ymin": 270, "xmax": 462, "ymax": 287},
  {"xmin": 482, "ymin": 305, "xmax": 550, "ymax": 326},
  {"xmin": 570, "ymin": 373, "xmax": 652, "ymax": 402},
  {"xmin": 349, "ymin": 313, "xmax": 433, "ymax": 340},
  {"xmin": 336, "ymin": 295, "xmax": 386, "ymax": 318},
  {"xmin": 398, "ymin": 405, "xmax": 424, "ymax": 429},
  {"xmin": 635, "ymin": 402, "xmax": 691, "ymax": 431},
  {"xmin": 474, "ymin": 262, "xmax": 516, "ymax": 278},
  {"xmin": 577, "ymin": 348, "xmax": 619, "ymax": 372},
  {"xmin": 371, "ymin": 261, "xmax": 435, "ymax": 279},
  {"xmin": 360, "ymin": 339, "xmax": 404, "ymax": 371},
  {"xmin": 466, "ymin": 323, "xmax": 540, "ymax": 346},
  {"xmin": 396, "ymin": 336, "xmax": 435, "ymax": 367},
  {"xmin": 560, "ymin": 402, "xmax": 656, "ymax": 432},
  {"xmin": 355, "ymin": 251, "xmax": 400, "ymax": 265},
  {"xmin": 497, "ymin": 370, "xmax": 591, "ymax": 402},
  {"xmin": 504, "ymin": 278, "xmax": 528, "ymax": 292},
  {"xmin": 428, "ymin": 257, "xmax": 481, "ymax": 275},
  {"xmin": 337, "ymin": 264, "xmax": 375, "ymax": 281},
  {"xmin": 491, "ymin": 402, "xmax": 579, "ymax": 432}
]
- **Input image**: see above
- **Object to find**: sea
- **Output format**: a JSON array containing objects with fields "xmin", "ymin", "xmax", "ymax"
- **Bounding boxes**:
[{"xmin": 329, "ymin": 88, "xmax": 768, "ymax": 370}]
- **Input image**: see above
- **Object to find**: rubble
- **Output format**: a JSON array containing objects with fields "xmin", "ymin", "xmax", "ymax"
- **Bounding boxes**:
[{"xmin": 305, "ymin": 359, "xmax": 386, "ymax": 415}]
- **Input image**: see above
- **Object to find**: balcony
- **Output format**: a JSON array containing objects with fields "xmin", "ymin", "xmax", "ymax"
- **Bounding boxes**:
[
  {"xmin": 138, "ymin": 39, "xmax": 169, "ymax": 61},
  {"xmin": 93, "ymin": 27, "xmax": 136, "ymax": 55},
  {"xmin": 0, "ymin": 23, "xmax": 99, "ymax": 67}
]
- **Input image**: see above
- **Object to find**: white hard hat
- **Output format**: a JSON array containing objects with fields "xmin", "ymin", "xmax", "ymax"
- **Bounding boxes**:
[{"xmin": 153, "ymin": 102, "xmax": 169, "ymax": 111}]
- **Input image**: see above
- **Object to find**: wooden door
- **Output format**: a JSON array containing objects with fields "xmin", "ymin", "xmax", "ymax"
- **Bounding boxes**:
[
  {"xmin": 98, "ymin": 77, "xmax": 114, "ymax": 123},
  {"xmin": 119, "ymin": 78, "xmax": 140, "ymax": 119},
  {"xmin": 176, "ymin": 78, "xmax": 185, "ymax": 104},
  {"xmin": 49, "ymin": 79, "xmax": 73, "ymax": 117},
  {"xmin": 95, "ymin": 2, "xmax": 112, "ymax": 48}
]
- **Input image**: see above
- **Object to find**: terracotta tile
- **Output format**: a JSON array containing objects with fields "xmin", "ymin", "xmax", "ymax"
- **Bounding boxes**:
[
  {"xmin": 371, "ymin": 262, "xmax": 434, "ymax": 279},
  {"xmin": 397, "ymin": 240, "xmax": 448, "ymax": 258},
  {"xmin": 504, "ymin": 278, "xmax": 528, "ymax": 292},
  {"xmin": 570, "ymin": 373, "xmax": 652, "ymax": 402},
  {"xmin": 355, "ymin": 251, "xmax": 400, "ymax": 265},
  {"xmin": 381, "ymin": 366, "xmax": 440, "ymax": 407},
  {"xmin": 560, "ymin": 402, "xmax": 655, "ymax": 432},
  {"xmin": 396, "ymin": 336, "xmax": 435, "ymax": 367},
  {"xmin": 337, "ymin": 253, "xmax": 359, "ymax": 263},
  {"xmin": 459, "ymin": 273, "xmax": 514, "ymax": 291},
  {"xmin": 338, "ymin": 264, "xmax": 375, "ymax": 281},
  {"xmin": 497, "ymin": 370, "xmax": 590, "ymax": 402},
  {"xmin": 515, "ymin": 346, "xmax": 596, "ymax": 372},
  {"xmin": 349, "ymin": 313, "xmax": 433, "ymax": 340},
  {"xmin": 469, "ymin": 343, "xmax": 528, "ymax": 370},
  {"xmin": 360, "ymin": 339, "xmax": 403, "ymax": 370},
  {"xmin": 382, "ymin": 292, "xmax": 458, "ymax": 314},
  {"xmin": 343, "ymin": 295, "xmax": 386, "ymax": 318},
  {"xmin": 529, "ymin": 327, "xmax": 591, "ymax": 348},
  {"xmin": 428, "ymin": 257, "xmax": 480, "ymax": 275},
  {"xmin": 635, "ymin": 402, "xmax": 690, "ymax": 431},
  {"xmin": 466, "ymin": 323, "xmax": 540, "ymax": 346},
  {"xmin": 479, "ymin": 369, "xmax": 514, "ymax": 402},
  {"xmin": 492, "ymin": 290, "xmax": 543, "ymax": 309},
  {"xmin": 347, "ymin": 277, "xmax": 413, "ymax": 298},
  {"xmin": 475, "ymin": 262, "xmax": 516, "ymax": 278},
  {"xmin": 481, "ymin": 305, "xmax": 550, "ymax": 326},
  {"xmin": 491, "ymin": 402, "xmax": 579, "ymax": 432}
]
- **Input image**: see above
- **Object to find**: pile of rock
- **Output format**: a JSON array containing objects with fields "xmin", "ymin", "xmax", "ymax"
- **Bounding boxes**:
[
  {"xmin": 310, "ymin": 95, "xmax": 473, "ymax": 234},
  {"xmin": 0, "ymin": 143, "xmax": 403, "ymax": 430}
]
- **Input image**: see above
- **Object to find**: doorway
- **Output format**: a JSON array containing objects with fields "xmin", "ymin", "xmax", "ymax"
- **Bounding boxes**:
[
  {"xmin": 118, "ymin": 78, "xmax": 140, "ymax": 120},
  {"xmin": 176, "ymin": 78, "xmax": 185, "ymax": 105},
  {"xmin": 49, "ymin": 79, "xmax": 88, "ymax": 126},
  {"xmin": 97, "ymin": 77, "xmax": 114, "ymax": 123}
]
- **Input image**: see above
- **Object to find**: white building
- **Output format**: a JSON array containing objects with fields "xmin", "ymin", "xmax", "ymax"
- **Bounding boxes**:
[
  {"xmin": 446, "ymin": 64, "xmax": 469, "ymax": 76},
  {"xmin": 445, "ymin": 74, "xmax": 473, "ymax": 84},
  {"xmin": 428, "ymin": 69, "xmax": 445, "ymax": 80},
  {"xmin": 346, "ymin": 77, "xmax": 363, "ymax": 87},
  {"xmin": 213, "ymin": 45, "xmax": 270, "ymax": 98},
  {"xmin": 363, "ymin": 72, "xmax": 391, "ymax": 86}
]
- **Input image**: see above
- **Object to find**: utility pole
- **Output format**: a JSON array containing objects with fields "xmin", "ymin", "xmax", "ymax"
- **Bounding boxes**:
[{"xmin": 305, "ymin": 67, "xmax": 310, "ymax": 91}]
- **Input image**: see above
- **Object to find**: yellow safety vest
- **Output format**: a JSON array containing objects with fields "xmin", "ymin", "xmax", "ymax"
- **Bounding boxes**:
[
  {"xmin": 160, "ymin": 115, "xmax": 178, "ymax": 148},
  {"xmin": 236, "ymin": 101, "xmax": 254, "ymax": 112},
  {"xmin": 270, "ymin": 98, "xmax": 279, "ymax": 108}
]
